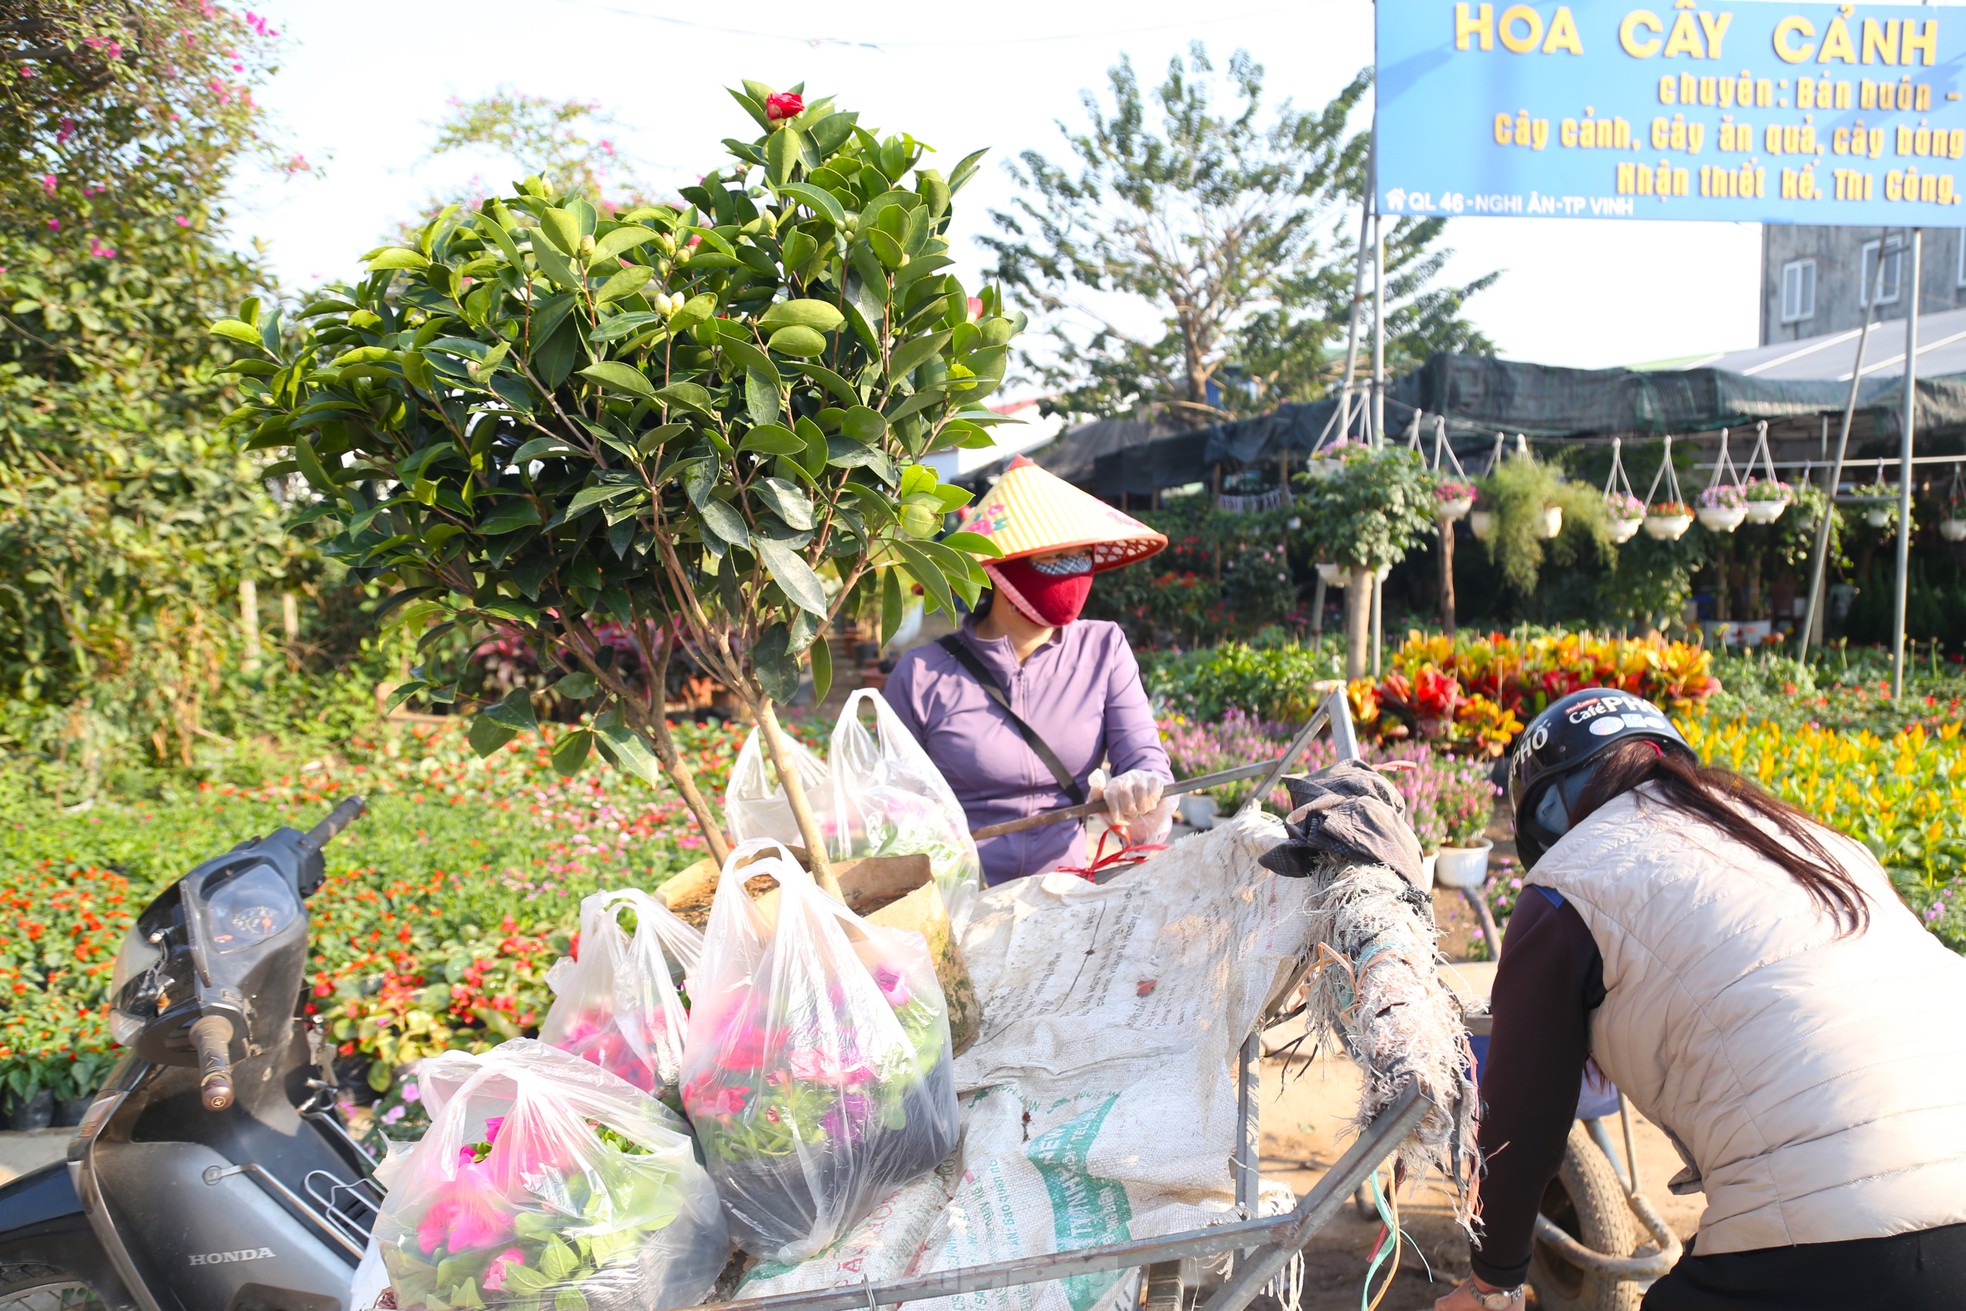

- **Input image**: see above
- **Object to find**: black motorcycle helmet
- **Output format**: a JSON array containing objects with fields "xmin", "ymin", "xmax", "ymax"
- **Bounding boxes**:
[{"xmin": 1508, "ymin": 688, "xmax": 1696, "ymax": 868}]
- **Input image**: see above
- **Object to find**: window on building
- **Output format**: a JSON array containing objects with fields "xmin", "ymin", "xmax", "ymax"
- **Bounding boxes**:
[
  {"xmin": 1780, "ymin": 259, "xmax": 1816, "ymax": 323},
  {"xmin": 1860, "ymin": 236, "xmax": 1903, "ymax": 306}
]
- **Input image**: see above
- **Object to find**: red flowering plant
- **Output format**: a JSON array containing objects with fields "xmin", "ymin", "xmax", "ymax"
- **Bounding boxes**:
[{"xmin": 222, "ymin": 80, "xmax": 1018, "ymax": 898}]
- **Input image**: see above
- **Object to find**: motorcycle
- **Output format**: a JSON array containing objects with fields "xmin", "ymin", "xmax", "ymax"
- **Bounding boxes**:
[{"xmin": 0, "ymin": 797, "xmax": 383, "ymax": 1311}]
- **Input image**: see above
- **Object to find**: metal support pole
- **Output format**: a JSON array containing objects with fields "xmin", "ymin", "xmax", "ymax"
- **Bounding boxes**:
[
  {"xmin": 1372, "ymin": 212, "xmax": 1386, "ymax": 447},
  {"xmin": 1893, "ymin": 228, "xmax": 1922, "ymax": 700},
  {"xmin": 1800, "ymin": 234, "xmax": 1892, "ymax": 662},
  {"xmin": 1335, "ymin": 145, "xmax": 1375, "ymax": 438}
]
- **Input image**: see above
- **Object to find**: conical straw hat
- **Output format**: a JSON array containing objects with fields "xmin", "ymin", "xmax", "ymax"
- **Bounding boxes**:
[{"xmin": 955, "ymin": 456, "xmax": 1166, "ymax": 571}]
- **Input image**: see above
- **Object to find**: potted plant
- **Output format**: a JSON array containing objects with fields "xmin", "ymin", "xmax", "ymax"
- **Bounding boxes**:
[
  {"xmin": 1603, "ymin": 491, "xmax": 1644, "ymax": 543},
  {"xmin": 1697, "ymin": 483, "xmax": 1749, "ymax": 532},
  {"xmin": 1742, "ymin": 477, "xmax": 1793, "ymax": 525},
  {"xmin": 1467, "ymin": 495, "xmax": 1495, "ymax": 540},
  {"xmin": 217, "ymin": 83, "xmax": 1012, "ymax": 897},
  {"xmin": 1470, "ymin": 454, "xmax": 1607, "ymax": 596},
  {"xmin": 1434, "ymin": 479, "xmax": 1476, "ymax": 523},
  {"xmin": 1943, "ymin": 489, "xmax": 1966, "ymax": 542},
  {"xmin": 1644, "ymin": 499, "xmax": 1694, "ymax": 540},
  {"xmin": 1292, "ymin": 445, "xmax": 1437, "ymax": 678},
  {"xmin": 1853, "ymin": 480, "xmax": 1901, "ymax": 529},
  {"xmin": 1315, "ymin": 559, "xmax": 1348, "ymax": 588},
  {"xmin": 1379, "ymin": 742, "xmax": 1500, "ymax": 895},
  {"xmin": 1431, "ymin": 778, "xmax": 1498, "ymax": 890}
]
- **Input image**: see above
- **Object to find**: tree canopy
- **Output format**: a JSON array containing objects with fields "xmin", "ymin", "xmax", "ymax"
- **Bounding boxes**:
[
  {"xmin": 984, "ymin": 46, "xmax": 1499, "ymax": 426},
  {"xmin": 0, "ymin": 2, "xmax": 300, "ymax": 764}
]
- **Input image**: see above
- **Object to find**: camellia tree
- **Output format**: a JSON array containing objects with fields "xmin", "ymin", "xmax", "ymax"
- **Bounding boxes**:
[
  {"xmin": 1296, "ymin": 442, "xmax": 1439, "ymax": 678},
  {"xmin": 221, "ymin": 83, "xmax": 1018, "ymax": 891}
]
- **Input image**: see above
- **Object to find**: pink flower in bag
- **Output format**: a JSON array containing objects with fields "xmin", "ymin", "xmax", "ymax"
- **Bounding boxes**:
[{"xmin": 482, "ymin": 1246, "xmax": 527, "ymax": 1292}]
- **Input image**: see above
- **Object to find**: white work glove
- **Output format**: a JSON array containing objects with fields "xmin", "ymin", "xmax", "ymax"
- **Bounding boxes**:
[{"xmin": 1094, "ymin": 769, "xmax": 1177, "ymax": 846}]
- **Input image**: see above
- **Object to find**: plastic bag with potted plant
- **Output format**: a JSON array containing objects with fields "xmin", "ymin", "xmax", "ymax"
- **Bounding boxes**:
[
  {"xmin": 681, "ymin": 840, "xmax": 960, "ymax": 1262},
  {"xmin": 372, "ymin": 1039, "xmax": 729, "ymax": 1311},
  {"xmin": 539, "ymin": 889, "xmax": 701, "ymax": 1110},
  {"xmin": 826, "ymin": 690, "xmax": 983, "ymax": 920}
]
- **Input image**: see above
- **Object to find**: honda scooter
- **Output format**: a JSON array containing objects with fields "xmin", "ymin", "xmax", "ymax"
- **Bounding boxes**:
[{"xmin": 0, "ymin": 797, "xmax": 383, "ymax": 1310}]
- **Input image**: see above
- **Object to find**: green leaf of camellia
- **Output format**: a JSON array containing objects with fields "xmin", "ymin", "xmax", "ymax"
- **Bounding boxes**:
[
  {"xmin": 579, "ymin": 361, "xmax": 657, "ymax": 400},
  {"xmin": 759, "ymin": 299, "xmax": 846, "ymax": 334},
  {"xmin": 210, "ymin": 319, "xmax": 265, "ymax": 348},
  {"xmin": 550, "ymin": 728, "xmax": 594, "ymax": 777},
  {"xmin": 776, "ymin": 183, "xmax": 847, "ymax": 227},
  {"xmin": 539, "ymin": 208, "xmax": 582, "ymax": 256},
  {"xmin": 478, "ymin": 501, "xmax": 542, "ymax": 535},
  {"xmin": 554, "ymin": 671, "xmax": 598, "ymax": 699},
  {"xmin": 595, "ymin": 265, "xmax": 654, "ymax": 303},
  {"xmin": 940, "ymin": 530, "xmax": 1003, "ymax": 557},
  {"xmin": 592, "ymin": 710, "xmax": 663, "ymax": 789},
  {"xmin": 809, "ymin": 634, "xmax": 834, "ymax": 705},
  {"xmin": 588, "ymin": 226, "xmax": 658, "ymax": 267},
  {"xmin": 467, "ymin": 714, "xmax": 518, "ymax": 759},
  {"xmin": 766, "ymin": 324, "xmax": 827, "ymax": 357},
  {"xmin": 752, "ymin": 625, "xmax": 801, "ymax": 703},
  {"xmin": 756, "ymin": 538, "xmax": 828, "ymax": 615},
  {"xmin": 367, "ymin": 247, "xmax": 430, "ymax": 271},
  {"xmin": 756, "ymin": 476, "xmax": 815, "ymax": 529},
  {"xmin": 484, "ymin": 687, "xmax": 539, "ymax": 732}
]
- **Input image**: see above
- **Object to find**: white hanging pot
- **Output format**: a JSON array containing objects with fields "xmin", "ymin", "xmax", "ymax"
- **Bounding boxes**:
[
  {"xmin": 1433, "ymin": 838, "xmax": 1494, "ymax": 890},
  {"xmin": 1469, "ymin": 510, "xmax": 1496, "ymax": 540},
  {"xmin": 1537, "ymin": 505, "xmax": 1564, "ymax": 539},
  {"xmin": 1437, "ymin": 496, "xmax": 1473, "ymax": 523},
  {"xmin": 1942, "ymin": 517, "xmax": 1966, "ymax": 542},
  {"xmin": 1644, "ymin": 512, "xmax": 1693, "ymax": 541},
  {"xmin": 1744, "ymin": 500, "xmax": 1788, "ymax": 525},
  {"xmin": 1698, "ymin": 505, "xmax": 1748, "ymax": 533},
  {"xmin": 1316, "ymin": 561, "xmax": 1347, "ymax": 587},
  {"xmin": 1607, "ymin": 516, "xmax": 1643, "ymax": 544},
  {"xmin": 1865, "ymin": 507, "xmax": 1893, "ymax": 528}
]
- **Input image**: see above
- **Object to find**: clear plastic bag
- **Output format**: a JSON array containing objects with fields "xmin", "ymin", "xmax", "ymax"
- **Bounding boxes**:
[
  {"xmin": 680, "ymin": 840, "xmax": 961, "ymax": 1262},
  {"xmin": 828, "ymin": 689, "xmax": 983, "ymax": 920},
  {"xmin": 724, "ymin": 727, "xmax": 831, "ymax": 848},
  {"xmin": 374, "ymin": 1039, "xmax": 729, "ymax": 1311},
  {"xmin": 540, "ymin": 890, "xmax": 701, "ymax": 1111}
]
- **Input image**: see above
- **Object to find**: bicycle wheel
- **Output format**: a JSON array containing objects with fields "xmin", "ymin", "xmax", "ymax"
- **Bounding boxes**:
[
  {"xmin": 0, "ymin": 1265, "xmax": 104, "ymax": 1311},
  {"xmin": 1528, "ymin": 1121, "xmax": 1642, "ymax": 1311}
]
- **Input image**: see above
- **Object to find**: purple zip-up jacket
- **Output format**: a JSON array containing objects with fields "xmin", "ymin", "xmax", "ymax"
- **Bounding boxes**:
[{"xmin": 881, "ymin": 617, "xmax": 1171, "ymax": 885}]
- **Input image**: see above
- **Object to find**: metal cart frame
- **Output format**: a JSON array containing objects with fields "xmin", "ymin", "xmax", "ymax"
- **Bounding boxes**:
[{"xmin": 684, "ymin": 687, "xmax": 1414, "ymax": 1311}]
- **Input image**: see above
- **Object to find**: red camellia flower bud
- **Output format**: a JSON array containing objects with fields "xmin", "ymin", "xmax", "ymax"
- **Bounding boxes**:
[{"xmin": 765, "ymin": 91, "xmax": 804, "ymax": 123}]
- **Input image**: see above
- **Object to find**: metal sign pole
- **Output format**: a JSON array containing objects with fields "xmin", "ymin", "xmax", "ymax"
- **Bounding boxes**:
[
  {"xmin": 1893, "ymin": 229, "xmax": 1922, "ymax": 700},
  {"xmin": 1335, "ymin": 142, "xmax": 1375, "ymax": 439},
  {"xmin": 1799, "ymin": 232, "xmax": 1892, "ymax": 662}
]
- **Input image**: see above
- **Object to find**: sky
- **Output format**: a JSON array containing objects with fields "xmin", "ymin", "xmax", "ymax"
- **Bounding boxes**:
[{"xmin": 229, "ymin": 0, "xmax": 1764, "ymax": 375}]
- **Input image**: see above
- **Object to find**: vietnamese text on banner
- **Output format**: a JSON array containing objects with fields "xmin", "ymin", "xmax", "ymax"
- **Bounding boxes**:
[{"xmin": 1377, "ymin": 0, "xmax": 1966, "ymax": 225}]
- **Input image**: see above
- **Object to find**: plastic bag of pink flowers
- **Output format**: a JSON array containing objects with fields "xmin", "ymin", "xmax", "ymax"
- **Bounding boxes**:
[
  {"xmin": 373, "ymin": 1039, "xmax": 727, "ymax": 1311},
  {"xmin": 681, "ymin": 840, "xmax": 959, "ymax": 1261},
  {"xmin": 540, "ymin": 889, "xmax": 700, "ymax": 1111}
]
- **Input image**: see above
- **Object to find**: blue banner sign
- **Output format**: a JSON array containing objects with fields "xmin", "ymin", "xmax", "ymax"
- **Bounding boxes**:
[{"xmin": 1377, "ymin": 0, "xmax": 1966, "ymax": 224}]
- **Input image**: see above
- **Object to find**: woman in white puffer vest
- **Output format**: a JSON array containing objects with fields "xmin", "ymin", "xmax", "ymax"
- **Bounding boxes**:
[{"xmin": 1435, "ymin": 688, "xmax": 1966, "ymax": 1311}]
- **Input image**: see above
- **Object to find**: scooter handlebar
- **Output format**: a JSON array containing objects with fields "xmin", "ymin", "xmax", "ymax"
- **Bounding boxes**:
[
  {"xmin": 190, "ymin": 1015, "xmax": 235, "ymax": 1112},
  {"xmin": 305, "ymin": 796, "xmax": 367, "ymax": 850}
]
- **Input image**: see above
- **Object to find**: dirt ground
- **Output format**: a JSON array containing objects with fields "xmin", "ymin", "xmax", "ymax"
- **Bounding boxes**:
[{"xmin": 1263, "ymin": 954, "xmax": 1703, "ymax": 1311}]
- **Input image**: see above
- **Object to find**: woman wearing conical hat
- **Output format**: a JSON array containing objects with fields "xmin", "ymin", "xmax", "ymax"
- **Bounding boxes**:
[{"xmin": 882, "ymin": 457, "xmax": 1175, "ymax": 885}]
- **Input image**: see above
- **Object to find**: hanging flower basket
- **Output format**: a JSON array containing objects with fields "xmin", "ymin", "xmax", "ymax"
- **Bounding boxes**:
[
  {"xmin": 1316, "ymin": 561, "xmax": 1348, "ymax": 587},
  {"xmin": 1434, "ymin": 480, "xmax": 1476, "ymax": 523},
  {"xmin": 1942, "ymin": 517, "xmax": 1966, "ymax": 542},
  {"xmin": 1536, "ymin": 505, "xmax": 1564, "ymax": 539},
  {"xmin": 1644, "ymin": 502, "xmax": 1694, "ymax": 540},
  {"xmin": 1605, "ymin": 492, "xmax": 1644, "ymax": 543},
  {"xmin": 1852, "ymin": 481, "xmax": 1900, "ymax": 530},
  {"xmin": 1468, "ymin": 509, "xmax": 1495, "ymax": 540},
  {"xmin": 1696, "ymin": 485, "xmax": 1748, "ymax": 533},
  {"xmin": 1742, "ymin": 478, "xmax": 1793, "ymax": 525}
]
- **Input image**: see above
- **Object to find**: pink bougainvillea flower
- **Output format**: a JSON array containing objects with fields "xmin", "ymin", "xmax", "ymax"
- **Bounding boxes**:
[
  {"xmin": 765, "ymin": 91, "xmax": 804, "ymax": 123},
  {"xmin": 45, "ymin": 218, "xmax": 59, "ymax": 231},
  {"xmin": 55, "ymin": 117, "xmax": 74, "ymax": 144},
  {"xmin": 39, "ymin": 174, "xmax": 55, "ymax": 195},
  {"xmin": 482, "ymin": 1247, "xmax": 527, "ymax": 1292}
]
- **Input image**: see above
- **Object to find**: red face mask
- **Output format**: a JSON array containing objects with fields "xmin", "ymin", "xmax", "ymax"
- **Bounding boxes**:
[{"xmin": 987, "ymin": 556, "xmax": 1094, "ymax": 627}]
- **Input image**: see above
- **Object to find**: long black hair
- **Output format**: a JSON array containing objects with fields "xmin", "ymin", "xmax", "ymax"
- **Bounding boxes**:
[{"xmin": 1574, "ymin": 739, "xmax": 1872, "ymax": 935}]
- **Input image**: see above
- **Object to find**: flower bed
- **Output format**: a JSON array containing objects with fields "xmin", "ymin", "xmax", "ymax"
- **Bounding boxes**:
[{"xmin": 0, "ymin": 718, "xmax": 758, "ymax": 1105}]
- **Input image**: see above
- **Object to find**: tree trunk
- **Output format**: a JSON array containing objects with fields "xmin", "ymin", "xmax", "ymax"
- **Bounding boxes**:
[
  {"xmin": 620, "ymin": 696, "xmax": 732, "ymax": 867},
  {"xmin": 1344, "ymin": 566, "xmax": 1373, "ymax": 680},
  {"xmin": 1310, "ymin": 575, "xmax": 1326, "ymax": 640},
  {"xmin": 238, "ymin": 577, "xmax": 261, "ymax": 672},
  {"xmin": 754, "ymin": 697, "xmax": 842, "ymax": 899},
  {"xmin": 1439, "ymin": 520, "xmax": 1458, "ymax": 637}
]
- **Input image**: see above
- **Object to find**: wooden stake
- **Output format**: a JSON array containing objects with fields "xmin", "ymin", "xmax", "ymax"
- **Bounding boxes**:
[
  {"xmin": 755, "ymin": 698, "xmax": 842, "ymax": 899},
  {"xmin": 239, "ymin": 578, "xmax": 261, "ymax": 672},
  {"xmin": 1440, "ymin": 519, "xmax": 1458, "ymax": 637}
]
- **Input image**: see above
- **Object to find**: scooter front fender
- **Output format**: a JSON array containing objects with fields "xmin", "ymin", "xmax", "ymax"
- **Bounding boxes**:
[{"xmin": 0, "ymin": 1162, "xmax": 135, "ymax": 1308}]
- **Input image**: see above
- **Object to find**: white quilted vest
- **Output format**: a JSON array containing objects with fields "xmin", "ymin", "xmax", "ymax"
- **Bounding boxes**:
[{"xmin": 1533, "ymin": 787, "xmax": 1966, "ymax": 1254}]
